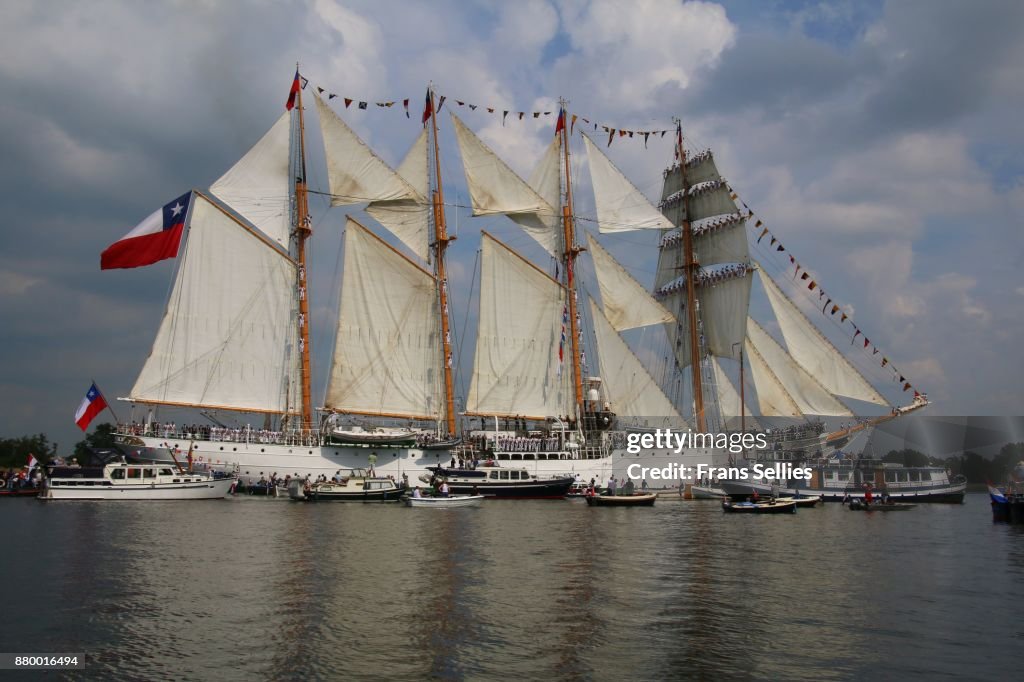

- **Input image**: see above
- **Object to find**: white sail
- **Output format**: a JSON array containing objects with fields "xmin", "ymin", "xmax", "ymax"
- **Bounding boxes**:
[
  {"xmin": 209, "ymin": 111, "xmax": 292, "ymax": 248},
  {"xmin": 744, "ymin": 337, "xmax": 803, "ymax": 418},
  {"xmin": 324, "ymin": 218, "xmax": 441, "ymax": 420},
  {"xmin": 507, "ymin": 137, "xmax": 563, "ymax": 257},
  {"xmin": 366, "ymin": 128, "xmax": 431, "ymax": 261},
  {"xmin": 710, "ymin": 356, "xmax": 759, "ymax": 429},
  {"xmin": 450, "ymin": 113, "xmax": 549, "ymax": 216},
  {"xmin": 589, "ymin": 297, "xmax": 686, "ymax": 424},
  {"xmin": 316, "ymin": 95, "xmax": 419, "ymax": 206},
  {"xmin": 466, "ymin": 233, "xmax": 572, "ymax": 419},
  {"xmin": 587, "ymin": 233, "xmax": 673, "ymax": 331},
  {"xmin": 131, "ymin": 194, "xmax": 299, "ymax": 414},
  {"xmin": 756, "ymin": 268, "xmax": 888, "ymax": 406},
  {"xmin": 746, "ymin": 318, "xmax": 852, "ymax": 417},
  {"xmin": 583, "ymin": 135, "xmax": 672, "ymax": 233}
]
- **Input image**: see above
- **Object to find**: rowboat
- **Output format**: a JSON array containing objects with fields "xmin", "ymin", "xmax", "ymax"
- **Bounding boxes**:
[
  {"xmin": 722, "ymin": 498, "xmax": 797, "ymax": 514},
  {"xmin": 848, "ymin": 499, "xmax": 916, "ymax": 511},
  {"xmin": 404, "ymin": 494, "xmax": 484, "ymax": 508},
  {"xmin": 584, "ymin": 493, "xmax": 657, "ymax": 507}
]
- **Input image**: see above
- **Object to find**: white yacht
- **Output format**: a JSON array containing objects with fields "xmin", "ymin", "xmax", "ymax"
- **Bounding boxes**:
[{"xmin": 42, "ymin": 462, "xmax": 234, "ymax": 500}]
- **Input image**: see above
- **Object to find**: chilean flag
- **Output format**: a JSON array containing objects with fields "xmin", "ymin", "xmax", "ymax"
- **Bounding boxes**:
[
  {"xmin": 285, "ymin": 68, "xmax": 301, "ymax": 111},
  {"xmin": 75, "ymin": 382, "xmax": 109, "ymax": 432},
  {"xmin": 26, "ymin": 454, "xmax": 38, "ymax": 471},
  {"xmin": 422, "ymin": 90, "xmax": 433, "ymax": 125},
  {"xmin": 100, "ymin": 191, "xmax": 192, "ymax": 270}
]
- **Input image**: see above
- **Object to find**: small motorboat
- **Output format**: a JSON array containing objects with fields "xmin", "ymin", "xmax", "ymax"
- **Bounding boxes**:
[
  {"xmin": 722, "ymin": 497, "xmax": 797, "ymax": 514},
  {"xmin": 848, "ymin": 498, "xmax": 916, "ymax": 511},
  {"xmin": 404, "ymin": 494, "xmax": 484, "ymax": 508},
  {"xmin": 291, "ymin": 468, "xmax": 405, "ymax": 502},
  {"xmin": 423, "ymin": 465, "xmax": 573, "ymax": 499},
  {"xmin": 584, "ymin": 492, "xmax": 657, "ymax": 507}
]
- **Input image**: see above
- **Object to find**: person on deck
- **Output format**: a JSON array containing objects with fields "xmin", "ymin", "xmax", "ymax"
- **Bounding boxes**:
[
  {"xmin": 368, "ymin": 452, "xmax": 377, "ymax": 477},
  {"xmin": 412, "ymin": 487, "xmax": 422, "ymax": 498},
  {"xmin": 439, "ymin": 481, "xmax": 450, "ymax": 498}
]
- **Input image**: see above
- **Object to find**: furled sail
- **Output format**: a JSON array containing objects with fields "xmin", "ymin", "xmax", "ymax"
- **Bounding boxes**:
[
  {"xmin": 756, "ymin": 268, "xmax": 888, "ymax": 406},
  {"xmin": 587, "ymin": 233, "xmax": 673, "ymax": 331},
  {"xmin": 450, "ymin": 113, "xmax": 560, "ymax": 256},
  {"xmin": 710, "ymin": 356, "xmax": 759, "ymax": 430},
  {"xmin": 365, "ymin": 128, "xmax": 431, "ymax": 261},
  {"xmin": 589, "ymin": 297, "xmax": 687, "ymax": 424},
  {"xmin": 746, "ymin": 318, "xmax": 852, "ymax": 417},
  {"xmin": 324, "ymin": 218, "xmax": 441, "ymax": 420},
  {"xmin": 583, "ymin": 135, "xmax": 672, "ymax": 233},
  {"xmin": 131, "ymin": 194, "xmax": 300, "ymax": 414},
  {"xmin": 316, "ymin": 95, "xmax": 420, "ymax": 206},
  {"xmin": 660, "ymin": 269, "xmax": 753, "ymax": 367},
  {"xmin": 466, "ymin": 232, "xmax": 573, "ymax": 419},
  {"xmin": 209, "ymin": 111, "xmax": 292, "ymax": 248}
]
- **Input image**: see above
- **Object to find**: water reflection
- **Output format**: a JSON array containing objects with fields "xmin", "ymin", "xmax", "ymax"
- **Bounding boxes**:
[{"xmin": 0, "ymin": 494, "xmax": 1020, "ymax": 679}]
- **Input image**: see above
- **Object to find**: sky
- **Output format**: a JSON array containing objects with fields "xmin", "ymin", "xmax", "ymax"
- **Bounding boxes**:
[{"xmin": 0, "ymin": 0, "xmax": 1021, "ymax": 453}]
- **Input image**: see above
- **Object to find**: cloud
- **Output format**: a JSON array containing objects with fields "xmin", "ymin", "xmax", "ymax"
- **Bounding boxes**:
[{"xmin": 1, "ymin": 0, "xmax": 1022, "ymax": 452}]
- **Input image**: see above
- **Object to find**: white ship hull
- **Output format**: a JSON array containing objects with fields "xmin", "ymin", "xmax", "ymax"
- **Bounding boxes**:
[{"xmin": 117, "ymin": 434, "xmax": 727, "ymax": 488}]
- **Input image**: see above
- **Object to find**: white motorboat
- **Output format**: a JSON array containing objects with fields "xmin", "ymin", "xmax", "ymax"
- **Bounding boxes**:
[{"xmin": 42, "ymin": 462, "xmax": 234, "ymax": 500}]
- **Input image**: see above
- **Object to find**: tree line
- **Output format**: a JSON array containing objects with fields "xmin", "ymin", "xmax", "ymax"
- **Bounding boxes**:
[
  {"xmin": 884, "ymin": 443, "xmax": 1024, "ymax": 483},
  {"xmin": 0, "ymin": 423, "xmax": 118, "ymax": 469}
]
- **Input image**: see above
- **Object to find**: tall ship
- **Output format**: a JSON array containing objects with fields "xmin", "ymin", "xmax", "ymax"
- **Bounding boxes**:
[{"xmin": 105, "ymin": 73, "xmax": 926, "ymax": 485}]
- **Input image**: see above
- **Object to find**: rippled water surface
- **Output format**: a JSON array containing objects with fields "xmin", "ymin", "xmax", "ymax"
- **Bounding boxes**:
[{"xmin": 1, "ymin": 493, "xmax": 1021, "ymax": 680}]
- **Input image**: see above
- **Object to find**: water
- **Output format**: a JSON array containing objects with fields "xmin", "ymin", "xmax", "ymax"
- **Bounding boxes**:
[{"xmin": 0, "ymin": 493, "xmax": 1020, "ymax": 680}]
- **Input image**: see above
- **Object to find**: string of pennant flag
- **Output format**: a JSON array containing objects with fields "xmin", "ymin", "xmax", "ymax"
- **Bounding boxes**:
[
  {"xmin": 728, "ymin": 187, "xmax": 921, "ymax": 398},
  {"xmin": 304, "ymin": 76, "xmax": 675, "ymax": 147},
  {"xmin": 293, "ymin": 72, "xmax": 921, "ymax": 397}
]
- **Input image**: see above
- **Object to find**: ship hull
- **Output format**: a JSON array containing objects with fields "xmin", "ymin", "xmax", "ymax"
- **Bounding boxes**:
[{"xmin": 118, "ymin": 434, "xmax": 610, "ymax": 484}]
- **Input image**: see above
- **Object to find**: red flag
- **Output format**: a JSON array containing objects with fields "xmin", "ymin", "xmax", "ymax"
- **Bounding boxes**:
[
  {"xmin": 555, "ymin": 108, "xmax": 565, "ymax": 137},
  {"xmin": 422, "ymin": 90, "xmax": 433, "ymax": 125},
  {"xmin": 285, "ymin": 69, "xmax": 301, "ymax": 111}
]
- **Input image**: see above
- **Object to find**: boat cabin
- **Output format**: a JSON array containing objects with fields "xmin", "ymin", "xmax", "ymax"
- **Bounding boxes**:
[{"xmin": 47, "ymin": 463, "xmax": 208, "ymax": 488}]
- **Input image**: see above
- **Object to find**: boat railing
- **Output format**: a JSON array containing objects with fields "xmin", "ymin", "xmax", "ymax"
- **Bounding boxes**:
[{"xmin": 117, "ymin": 423, "xmax": 322, "ymax": 447}]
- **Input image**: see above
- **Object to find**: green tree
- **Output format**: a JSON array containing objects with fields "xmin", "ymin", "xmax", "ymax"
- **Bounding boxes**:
[
  {"xmin": 883, "ymin": 448, "xmax": 930, "ymax": 468},
  {"xmin": 72, "ymin": 422, "xmax": 118, "ymax": 464},
  {"xmin": 0, "ymin": 433, "xmax": 58, "ymax": 470}
]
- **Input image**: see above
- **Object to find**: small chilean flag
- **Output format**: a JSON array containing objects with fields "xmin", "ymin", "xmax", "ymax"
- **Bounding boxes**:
[
  {"xmin": 554, "ymin": 108, "xmax": 565, "ymax": 137},
  {"xmin": 75, "ymin": 382, "xmax": 109, "ymax": 432},
  {"xmin": 285, "ymin": 69, "xmax": 301, "ymax": 111},
  {"xmin": 26, "ymin": 454, "xmax": 38, "ymax": 470},
  {"xmin": 422, "ymin": 90, "xmax": 433, "ymax": 125},
  {"xmin": 101, "ymin": 191, "xmax": 192, "ymax": 270}
]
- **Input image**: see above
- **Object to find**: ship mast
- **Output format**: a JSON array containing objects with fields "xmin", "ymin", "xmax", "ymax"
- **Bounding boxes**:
[
  {"xmin": 294, "ymin": 70, "xmax": 314, "ymax": 428},
  {"xmin": 674, "ymin": 119, "xmax": 706, "ymax": 432},
  {"xmin": 559, "ymin": 100, "xmax": 585, "ymax": 416},
  {"xmin": 429, "ymin": 88, "xmax": 458, "ymax": 436}
]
